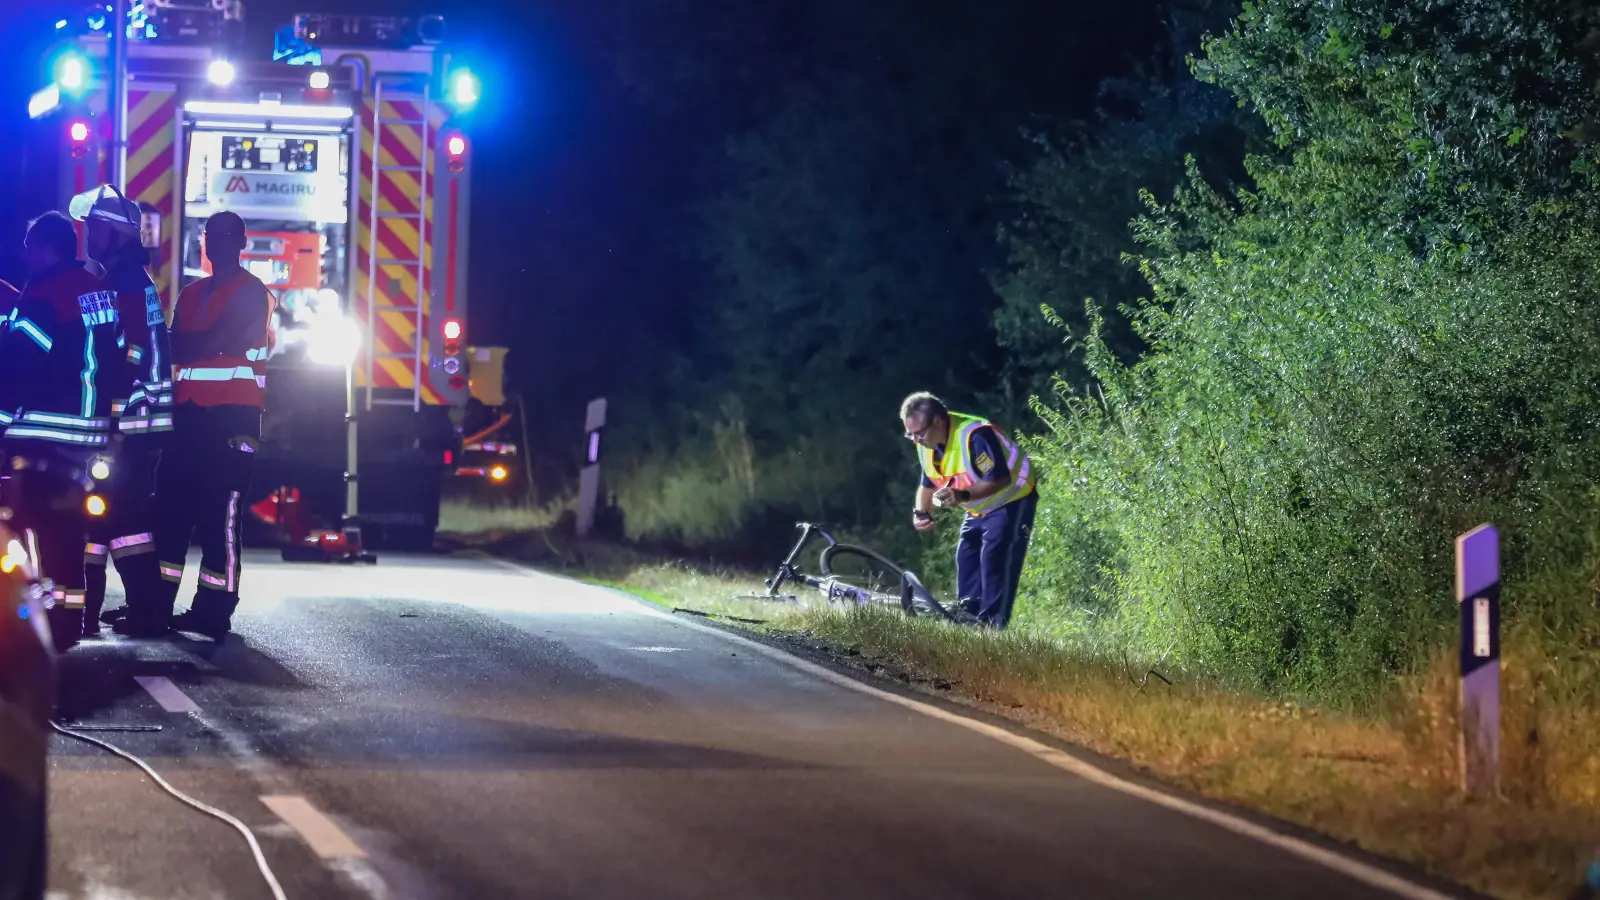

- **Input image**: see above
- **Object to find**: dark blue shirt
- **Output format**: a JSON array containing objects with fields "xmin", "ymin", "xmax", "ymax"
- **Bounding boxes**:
[{"xmin": 921, "ymin": 425, "xmax": 1010, "ymax": 488}]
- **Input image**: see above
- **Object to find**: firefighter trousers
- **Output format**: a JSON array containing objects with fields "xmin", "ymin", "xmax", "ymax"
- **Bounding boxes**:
[
  {"xmin": 2, "ymin": 441, "xmax": 92, "ymax": 651},
  {"xmin": 153, "ymin": 403, "xmax": 261, "ymax": 629},
  {"xmin": 85, "ymin": 442, "xmax": 162, "ymax": 626}
]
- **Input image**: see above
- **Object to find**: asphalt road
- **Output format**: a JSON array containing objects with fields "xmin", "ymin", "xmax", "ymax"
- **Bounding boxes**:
[{"xmin": 44, "ymin": 550, "xmax": 1454, "ymax": 900}]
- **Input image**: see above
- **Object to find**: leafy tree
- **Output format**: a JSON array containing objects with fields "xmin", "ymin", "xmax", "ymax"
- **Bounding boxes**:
[
  {"xmin": 1014, "ymin": 0, "xmax": 1600, "ymax": 693},
  {"xmin": 991, "ymin": 1, "xmax": 1261, "ymax": 416}
]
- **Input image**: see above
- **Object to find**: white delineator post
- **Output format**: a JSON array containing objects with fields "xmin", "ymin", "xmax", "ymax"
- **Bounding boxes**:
[
  {"xmin": 1455, "ymin": 523, "xmax": 1500, "ymax": 798},
  {"xmin": 576, "ymin": 397, "xmax": 606, "ymax": 538}
]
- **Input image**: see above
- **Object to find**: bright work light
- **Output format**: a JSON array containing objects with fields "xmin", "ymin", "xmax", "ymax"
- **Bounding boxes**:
[{"xmin": 208, "ymin": 60, "xmax": 236, "ymax": 87}]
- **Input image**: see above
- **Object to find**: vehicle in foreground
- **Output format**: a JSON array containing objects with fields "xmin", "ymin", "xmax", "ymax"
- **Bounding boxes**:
[{"xmin": 0, "ymin": 524, "xmax": 54, "ymax": 900}]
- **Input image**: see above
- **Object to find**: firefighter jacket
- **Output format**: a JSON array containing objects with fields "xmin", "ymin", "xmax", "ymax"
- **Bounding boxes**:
[
  {"xmin": 171, "ymin": 269, "xmax": 272, "ymax": 408},
  {"xmin": 0, "ymin": 261, "xmax": 128, "ymax": 448},
  {"xmin": 101, "ymin": 253, "xmax": 173, "ymax": 438}
]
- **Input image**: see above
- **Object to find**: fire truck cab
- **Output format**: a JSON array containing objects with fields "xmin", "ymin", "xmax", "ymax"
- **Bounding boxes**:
[{"xmin": 26, "ymin": 6, "xmax": 493, "ymax": 553}]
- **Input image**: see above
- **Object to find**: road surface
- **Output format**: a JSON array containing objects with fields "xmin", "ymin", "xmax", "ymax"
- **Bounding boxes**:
[{"xmin": 45, "ymin": 550, "xmax": 1455, "ymax": 900}]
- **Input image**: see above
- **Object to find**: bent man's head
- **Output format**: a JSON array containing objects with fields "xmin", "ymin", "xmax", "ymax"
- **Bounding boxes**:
[{"xmin": 900, "ymin": 392, "xmax": 950, "ymax": 448}]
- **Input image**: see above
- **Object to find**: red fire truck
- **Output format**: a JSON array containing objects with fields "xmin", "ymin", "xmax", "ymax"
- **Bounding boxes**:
[{"xmin": 25, "ymin": 6, "xmax": 498, "ymax": 554}]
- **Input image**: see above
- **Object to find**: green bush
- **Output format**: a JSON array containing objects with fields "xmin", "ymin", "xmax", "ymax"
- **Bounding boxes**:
[{"xmin": 1006, "ymin": 0, "xmax": 1600, "ymax": 698}]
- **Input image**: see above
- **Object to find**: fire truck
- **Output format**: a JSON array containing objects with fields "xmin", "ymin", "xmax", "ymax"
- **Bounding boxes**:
[{"xmin": 24, "ymin": 5, "xmax": 502, "ymax": 554}]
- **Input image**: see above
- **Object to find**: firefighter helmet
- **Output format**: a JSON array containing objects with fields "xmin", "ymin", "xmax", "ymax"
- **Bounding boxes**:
[{"xmin": 68, "ymin": 184, "xmax": 140, "ymax": 235}]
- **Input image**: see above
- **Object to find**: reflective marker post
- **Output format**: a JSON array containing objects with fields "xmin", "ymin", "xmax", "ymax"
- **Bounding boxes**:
[
  {"xmin": 1455, "ymin": 523, "xmax": 1500, "ymax": 797},
  {"xmin": 577, "ymin": 397, "xmax": 606, "ymax": 538}
]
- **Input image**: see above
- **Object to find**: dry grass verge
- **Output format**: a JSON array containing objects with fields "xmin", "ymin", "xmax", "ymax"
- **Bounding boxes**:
[{"xmin": 610, "ymin": 566, "xmax": 1600, "ymax": 900}]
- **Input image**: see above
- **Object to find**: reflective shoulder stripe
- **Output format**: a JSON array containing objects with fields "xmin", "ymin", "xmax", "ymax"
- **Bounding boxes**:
[{"xmin": 14, "ymin": 318, "xmax": 52, "ymax": 352}]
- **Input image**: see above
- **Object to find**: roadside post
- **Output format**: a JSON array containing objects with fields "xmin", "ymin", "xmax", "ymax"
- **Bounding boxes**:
[
  {"xmin": 1455, "ymin": 523, "xmax": 1500, "ymax": 797},
  {"xmin": 577, "ymin": 397, "xmax": 606, "ymax": 538}
]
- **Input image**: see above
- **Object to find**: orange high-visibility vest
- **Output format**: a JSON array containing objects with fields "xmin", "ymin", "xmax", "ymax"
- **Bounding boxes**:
[{"xmin": 171, "ymin": 271, "xmax": 271, "ymax": 408}]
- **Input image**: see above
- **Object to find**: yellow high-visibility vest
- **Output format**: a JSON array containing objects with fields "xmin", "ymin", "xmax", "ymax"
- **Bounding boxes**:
[{"xmin": 916, "ymin": 412, "xmax": 1034, "ymax": 516}]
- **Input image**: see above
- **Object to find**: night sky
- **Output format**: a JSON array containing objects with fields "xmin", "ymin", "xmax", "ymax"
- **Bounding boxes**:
[{"xmin": 0, "ymin": 0, "xmax": 1161, "ymax": 474}]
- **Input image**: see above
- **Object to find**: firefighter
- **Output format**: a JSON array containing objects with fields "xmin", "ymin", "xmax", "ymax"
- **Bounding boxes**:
[
  {"xmin": 902, "ymin": 392, "xmax": 1039, "ymax": 629},
  {"xmin": 0, "ymin": 212, "xmax": 128, "ymax": 651},
  {"xmin": 69, "ymin": 184, "xmax": 173, "ymax": 636},
  {"xmin": 135, "ymin": 212, "xmax": 270, "ymax": 641}
]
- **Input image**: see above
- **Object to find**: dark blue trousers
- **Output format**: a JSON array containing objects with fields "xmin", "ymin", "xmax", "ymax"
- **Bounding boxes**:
[{"xmin": 954, "ymin": 491, "xmax": 1038, "ymax": 628}]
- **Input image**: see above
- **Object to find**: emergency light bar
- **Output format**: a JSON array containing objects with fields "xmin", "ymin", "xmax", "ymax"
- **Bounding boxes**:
[{"xmin": 184, "ymin": 101, "xmax": 353, "ymax": 120}]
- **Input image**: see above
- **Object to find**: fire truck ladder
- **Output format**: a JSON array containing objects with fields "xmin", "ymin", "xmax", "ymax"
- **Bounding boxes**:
[{"xmin": 366, "ymin": 76, "xmax": 432, "ymax": 413}]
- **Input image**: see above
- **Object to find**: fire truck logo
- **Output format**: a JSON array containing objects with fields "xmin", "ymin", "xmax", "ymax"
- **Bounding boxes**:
[{"xmin": 225, "ymin": 176, "xmax": 251, "ymax": 193}]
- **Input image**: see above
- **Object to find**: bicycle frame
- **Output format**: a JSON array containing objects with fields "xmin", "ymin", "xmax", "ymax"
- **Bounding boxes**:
[{"xmin": 765, "ymin": 522, "xmax": 838, "ymax": 597}]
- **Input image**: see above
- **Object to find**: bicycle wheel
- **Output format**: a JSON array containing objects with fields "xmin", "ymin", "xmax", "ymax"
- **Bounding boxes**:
[{"xmin": 818, "ymin": 543, "xmax": 906, "ymax": 598}]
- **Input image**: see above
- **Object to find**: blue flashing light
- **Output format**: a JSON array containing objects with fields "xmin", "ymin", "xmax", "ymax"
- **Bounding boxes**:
[
  {"xmin": 449, "ymin": 69, "xmax": 480, "ymax": 110},
  {"xmin": 53, "ymin": 50, "xmax": 92, "ymax": 98},
  {"xmin": 58, "ymin": 56, "xmax": 87, "ymax": 92},
  {"xmin": 55, "ymin": 19, "xmax": 67, "ymax": 29}
]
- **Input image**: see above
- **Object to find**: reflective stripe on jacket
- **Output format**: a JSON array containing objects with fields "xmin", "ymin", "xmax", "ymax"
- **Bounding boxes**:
[
  {"xmin": 915, "ymin": 412, "xmax": 1035, "ymax": 516},
  {"xmin": 0, "ymin": 262, "xmax": 125, "ymax": 448},
  {"xmin": 105, "ymin": 257, "xmax": 174, "ymax": 435},
  {"xmin": 171, "ymin": 271, "xmax": 271, "ymax": 408}
]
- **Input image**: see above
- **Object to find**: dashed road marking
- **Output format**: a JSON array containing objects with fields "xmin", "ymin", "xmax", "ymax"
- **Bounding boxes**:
[
  {"xmin": 629, "ymin": 646, "xmax": 686, "ymax": 652},
  {"xmin": 134, "ymin": 676, "xmax": 200, "ymax": 713},
  {"xmin": 261, "ymin": 795, "xmax": 367, "ymax": 859}
]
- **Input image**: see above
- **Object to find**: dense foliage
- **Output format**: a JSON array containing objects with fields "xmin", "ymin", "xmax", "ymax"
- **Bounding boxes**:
[{"xmin": 607, "ymin": 0, "xmax": 1600, "ymax": 695}]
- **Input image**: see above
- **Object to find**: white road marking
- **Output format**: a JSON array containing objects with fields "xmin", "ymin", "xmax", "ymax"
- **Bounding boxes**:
[
  {"xmin": 629, "ymin": 646, "xmax": 686, "ymax": 652},
  {"xmin": 506, "ymin": 567, "xmax": 1462, "ymax": 900},
  {"xmin": 133, "ymin": 676, "xmax": 200, "ymax": 713},
  {"xmin": 261, "ymin": 795, "xmax": 368, "ymax": 859}
]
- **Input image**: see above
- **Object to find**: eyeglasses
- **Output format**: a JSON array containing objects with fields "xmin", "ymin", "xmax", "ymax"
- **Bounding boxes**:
[{"xmin": 905, "ymin": 423, "xmax": 933, "ymax": 442}]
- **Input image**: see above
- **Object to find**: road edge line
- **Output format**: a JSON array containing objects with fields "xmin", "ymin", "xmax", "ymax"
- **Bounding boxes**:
[{"xmin": 494, "ymin": 561, "xmax": 1465, "ymax": 900}]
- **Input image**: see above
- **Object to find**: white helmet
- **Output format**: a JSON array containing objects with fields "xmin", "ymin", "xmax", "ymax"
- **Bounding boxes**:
[{"xmin": 68, "ymin": 184, "xmax": 141, "ymax": 236}]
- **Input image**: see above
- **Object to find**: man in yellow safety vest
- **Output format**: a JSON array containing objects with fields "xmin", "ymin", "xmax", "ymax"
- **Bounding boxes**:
[{"xmin": 902, "ymin": 392, "xmax": 1038, "ymax": 628}]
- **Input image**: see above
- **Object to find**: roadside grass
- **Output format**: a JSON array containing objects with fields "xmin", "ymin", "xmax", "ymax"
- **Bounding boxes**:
[
  {"xmin": 439, "ymin": 497, "xmax": 570, "ymax": 535},
  {"xmin": 598, "ymin": 560, "xmax": 802, "ymax": 624},
  {"xmin": 439, "ymin": 510, "xmax": 1600, "ymax": 900}
]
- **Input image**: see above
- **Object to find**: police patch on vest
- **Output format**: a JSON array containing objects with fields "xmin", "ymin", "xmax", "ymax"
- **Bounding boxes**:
[
  {"xmin": 79, "ymin": 290, "xmax": 118, "ymax": 326},
  {"xmin": 975, "ymin": 451, "xmax": 994, "ymax": 475},
  {"xmin": 144, "ymin": 286, "xmax": 163, "ymax": 327}
]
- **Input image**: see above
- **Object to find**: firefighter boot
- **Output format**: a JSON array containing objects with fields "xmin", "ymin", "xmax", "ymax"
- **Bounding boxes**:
[
  {"xmin": 111, "ymin": 575, "xmax": 174, "ymax": 637},
  {"xmin": 114, "ymin": 569, "xmax": 179, "ymax": 637},
  {"xmin": 46, "ymin": 597, "xmax": 82, "ymax": 652},
  {"xmin": 83, "ymin": 563, "xmax": 108, "ymax": 637},
  {"xmin": 171, "ymin": 605, "xmax": 230, "ymax": 642}
]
